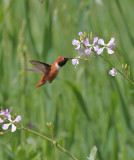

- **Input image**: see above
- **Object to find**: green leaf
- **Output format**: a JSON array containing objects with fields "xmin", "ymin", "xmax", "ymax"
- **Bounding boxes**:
[
  {"xmin": 59, "ymin": 138, "xmax": 64, "ymax": 147},
  {"xmin": 87, "ymin": 146, "xmax": 97, "ymax": 160},
  {"xmin": 66, "ymin": 81, "xmax": 90, "ymax": 121}
]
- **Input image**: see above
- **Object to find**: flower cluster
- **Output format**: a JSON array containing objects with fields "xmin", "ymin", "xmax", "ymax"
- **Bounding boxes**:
[
  {"xmin": 72, "ymin": 32, "xmax": 117, "ymax": 76},
  {"xmin": 0, "ymin": 107, "xmax": 21, "ymax": 132}
]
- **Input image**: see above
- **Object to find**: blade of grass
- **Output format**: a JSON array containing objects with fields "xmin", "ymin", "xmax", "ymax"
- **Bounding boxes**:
[{"xmin": 66, "ymin": 81, "xmax": 90, "ymax": 121}]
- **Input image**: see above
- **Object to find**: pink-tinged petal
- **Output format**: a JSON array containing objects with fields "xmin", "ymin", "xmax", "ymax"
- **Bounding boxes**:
[
  {"xmin": 79, "ymin": 50, "xmax": 83, "ymax": 56},
  {"xmin": 109, "ymin": 68, "xmax": 117, "ymax": 76},
  {"xmin": 107, "ymin": 43, "xmax": 115, "ymax": 49},
  {"xmin": 72, "ymin": 59, "xmax": 79, "ymax": 68},
  {"xmin": 7, "ymin": 114, "xmax": 12, "ymax": 121},
  {"xmin": 2, "ymin": 123, "xmax": 11, "ymax": 130},
  {"xmin": 94, "ymin": 45, "xmax": 99, "ymax": 52},
  {"xmin": 72, "ymin": 39, "xmax": 79, "ymax": 45},
  {"xmin": 0, "ymin": 118, "xmax": 4, "ymax": 123},
  {"xmin": 93, "ymin": 37, "xmax": 98, "ymax": 44},
  {"xmin": 1, "ymin": 110, "xmax": 4, "ymax": 115},
  {"xmin": 1, "ymin": 111, "xmax": 4, "ymax": 115},
  {"xmin": 97, "ymin": 47, "xmax": 105, "ymax": 55},
  {"xmin": 72, "ymin": 59, "xmax": 77, "ymax": 65},
  {"xmin": 11, "ymin": 124, "xmax": 17, "ymax": 132},
  {"xmin": 1, "ymin": 108, "xmax": 12, "ymax": 118},
  {"xmin": 5, "ymin": 109, "xmax": 9, "ymax": 114},
  {"xmin": 77, "ymin": 47, "xmax": 82, "ymax": 54},
  {"xmin": 98, "ymin": 39, "xmax": 105, "ymax": 45},
  {"xmin": 10, "ymin": 107, "xmax": 13, "ymax": 112},
  {"xmin": 72, "ymin": 59, "xmax": 79, "ymax": 65},
  {"xmin": 83, "ymin": 38, "xmax": 90, "ymax": 46},
  {"xmin": 14, "ymin": 115, "xmax": 21, "ymax": 122},
  {"xmin": 107, "ymin": 48, "xmax": 114, "ymax": 54},
  {"xmin": 85, "ymin": 48, "xmax": 91, "ymax": 55},
  {"xmin": 75, "ymin": 44, "xmax": 80, "ymax": 50},
  {"xmin": 78, "ymin": 32, "xmax": 83, "ymax": 36},
  {"xmin": 107, "ymin": 38, "xmax": 115, "ymax": 45},
  {"xmin": 1, "ymin": 109, "xmax": 8, "ymax": 115}
]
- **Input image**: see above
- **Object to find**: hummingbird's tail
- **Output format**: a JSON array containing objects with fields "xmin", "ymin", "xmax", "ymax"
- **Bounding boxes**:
[
  {"xmin": 34, "ymin": 82, "xmax": 44, "ymax": 89},
  {"xmin": 34, "ymin": 73, "xmax": 46, "ymax": 90},
  {"xmin": 34, "ymin": 79, "xmax": 46, "ymax": 89}
]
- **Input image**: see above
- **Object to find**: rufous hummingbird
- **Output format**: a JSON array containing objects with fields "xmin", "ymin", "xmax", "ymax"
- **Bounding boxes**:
[{"xmin": 25, "ymin": 56, "xmax": 72, "ymax": 89}]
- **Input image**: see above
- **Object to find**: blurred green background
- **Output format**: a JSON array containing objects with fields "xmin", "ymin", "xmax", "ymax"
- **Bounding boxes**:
[{"xmin": 0, "ymin": 0, "xmax": 134, "ymax": 159}]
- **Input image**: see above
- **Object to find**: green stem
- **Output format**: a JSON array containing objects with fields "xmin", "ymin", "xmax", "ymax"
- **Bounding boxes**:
[
  {"xmin": 78, "ymin": 57, "xmax": 89, "ymax": 61},
  {"xmin": 76, "ymin": 55, "xmax": 134, "ymax": 85},
  {"xmin": 99, "ymin": 55, "xmax": 134, "ymax": 85},
  {"xmin": 20, "ymin": 126, "xmax": 78, "ymax": 160}
]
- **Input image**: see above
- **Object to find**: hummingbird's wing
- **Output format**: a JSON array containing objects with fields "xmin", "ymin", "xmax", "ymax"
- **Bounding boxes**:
[
  {"xmin": 29, "ymin": 60, "xmax": 51, "ymax": 74},
  {"xmin": 25, "ymin": 68, "xmax": 44, "ymax": 73}
]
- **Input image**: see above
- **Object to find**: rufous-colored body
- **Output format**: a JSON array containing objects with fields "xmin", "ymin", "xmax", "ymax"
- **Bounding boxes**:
[
  {"xmin": 35, "ymin": 62, "xmax": 60, "ymax": 88},
  {"xmin": 25, "ymin": 56, "xmax": 71, "ymax": 89}
]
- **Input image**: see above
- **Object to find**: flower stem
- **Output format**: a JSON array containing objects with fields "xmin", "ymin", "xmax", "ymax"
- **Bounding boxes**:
[
  {"xmin": 99, "ymin": 55, "xmax": 134, "ymax": 85},
  {"xmin": 20, "ymin": 126, "xmax": 78, "ymax": 160},
  {"xmin": 76, "ymin": 55, "xmax": 134, "ymax": 85},
  {"xmin": 75, "ymin": 57, "xmax": 90, "ymax": 61},
  {"xmin": 21, "ymin": 126, "xmax": 53, "ymax": 142}
]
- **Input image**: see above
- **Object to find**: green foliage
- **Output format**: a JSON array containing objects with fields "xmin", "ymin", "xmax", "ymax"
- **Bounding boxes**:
[
  {"xmin": 87, "ymin": 146, "xmax": 97, "ymax": 160},
  {"xmin": 3, "ymin": 137, "xmax": 41, "ymax": 160},
  {"xmin": 0, "ymin": 0, "xmax": 134, "ymax": 159}
]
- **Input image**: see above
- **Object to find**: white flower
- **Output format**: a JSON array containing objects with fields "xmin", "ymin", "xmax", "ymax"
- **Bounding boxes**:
[
  {"xmin": 0, "ymin": 118, "xmax": 4, "ymax": 123},
  {"xmin": 97, "ymin": 38, "xmax": 115, "ymax": 55},
  {"xmin": 72, "ymin": 58, "xmax": 79, "ymax": 68},
  {"xmin": 109, "ymin": 68, "xmax": 117, "ymax": 76},
  {"xmin": 2, "ymin": 114, "xmax": 21, "ymax": 132}
]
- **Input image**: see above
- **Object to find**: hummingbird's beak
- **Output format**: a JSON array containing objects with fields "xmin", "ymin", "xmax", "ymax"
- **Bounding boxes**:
[
  {"xmin": 69, "ymin": 57, "xmax": 81, "ymax": 59},
  {"xmin": 68, "ymin": 58, "xmax": 73, "ymax": 59},
  {"xmin": 64, "ymin": 58, "xmax": 73, "ymax": 61}
]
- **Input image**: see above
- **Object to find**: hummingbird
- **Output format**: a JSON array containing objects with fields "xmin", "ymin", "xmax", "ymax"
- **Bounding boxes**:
[{"xmin": 25, "ymin": 56, "xmax": 72, "ymax": 89}]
